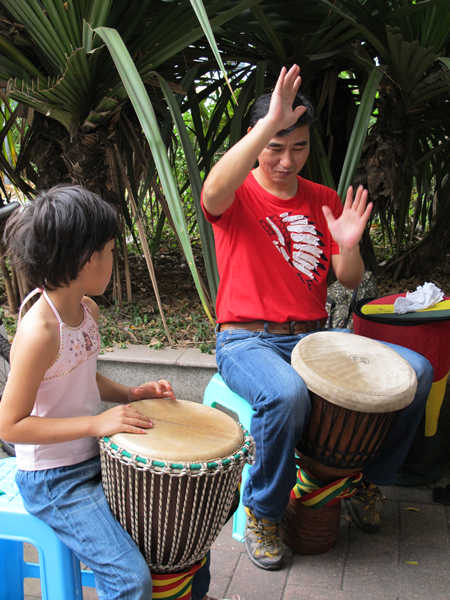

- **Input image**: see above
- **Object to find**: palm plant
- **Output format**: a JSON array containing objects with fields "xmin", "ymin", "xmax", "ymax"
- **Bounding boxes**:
[
  {"xmin": 181, "ymin": 2, "xmax": 384, "ymax": 267},
  {"xmin": 0, "ymin": 0, "xmax": 259, "ymax": 328},
  {"xmin": 318, "ymin": 0, "xmax": 450, "ymax": 274},
  {"xmin": 196, "ymin": 4, "xmax": 385, "ymax": 185},
  {"xmin": 1, "ymin": 0, "xmax": 448, "ymax": 329},
  {"xmin": 184, "ymin": 0, "xmax": 449, "ymax": 275}
]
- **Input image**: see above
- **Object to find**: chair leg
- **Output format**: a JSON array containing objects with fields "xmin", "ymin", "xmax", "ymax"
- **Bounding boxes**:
[
  {"xmin": 232, "ymin": 463, "xmax": 250, "ymax": 542},
  {"xmin": 0, "ymin": 538, "xmax": 24, "ymax": 600},
  {"xmin": 204, "ymin": 374, "xmax": 255, "ymax": 543},
  {"xmin": 37, "ymin": 534, "xmax": 83, "ymax": 600}
]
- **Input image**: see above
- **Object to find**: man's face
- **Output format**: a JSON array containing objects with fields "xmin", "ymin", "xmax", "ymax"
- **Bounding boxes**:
[{"xmin": 256, "ymin": 125, "xmax": 310, "ymax": 191}]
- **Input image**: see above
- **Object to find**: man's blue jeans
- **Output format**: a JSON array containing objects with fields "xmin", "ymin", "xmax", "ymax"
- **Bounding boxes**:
[
  {"xmin": 216, "ymin": 327, "xmax": 433, "ymax": 523},
  {"xmin": 16, "ymin": 456, "xmax": 210, "ymax": 600}
]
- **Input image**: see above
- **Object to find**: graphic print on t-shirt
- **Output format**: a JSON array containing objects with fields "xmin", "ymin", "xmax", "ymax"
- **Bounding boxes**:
[{"xmin": 260, "ymin": 211, "xmax": 327, "ymax": 285}]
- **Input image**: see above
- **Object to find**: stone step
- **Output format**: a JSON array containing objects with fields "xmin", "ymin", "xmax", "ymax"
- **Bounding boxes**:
[{"xmin": 98, "ymin": 344, "xmax": 217, "ymax": 404}]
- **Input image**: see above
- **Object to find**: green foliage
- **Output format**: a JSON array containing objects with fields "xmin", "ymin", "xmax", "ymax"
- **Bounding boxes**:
[
  {"xmin": 99, "ymin": 301, "xmax": 215, "ymax": 353},
  {"xmin": 1, "ymin": 0, "xmax": 449, "ymax": 336},
  {"xmin": 95, "ymin": 25, "xmax": 215, "ymax": 323},
  {"xmin": 0, "ymin": 307, "xmax": 16, "ymax": 340}
]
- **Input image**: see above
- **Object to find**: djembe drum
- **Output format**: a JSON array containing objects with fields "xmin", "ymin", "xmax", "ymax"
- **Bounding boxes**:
[
  {"xmin": 353, "ymin": 294, "xmax": 450, "ymax": 484},
  {"xmin": 281, "ymin": 331, "xmax": 417, "ymax": 554},
  {"xmin": 99, "ymin": 398, "xmax": 254, "ymax": 599}
]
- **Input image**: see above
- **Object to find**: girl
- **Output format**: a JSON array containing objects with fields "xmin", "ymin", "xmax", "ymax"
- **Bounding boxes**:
[{"xmin": 0, "ymin": 185, "xmax": 214, "ymax": 600}]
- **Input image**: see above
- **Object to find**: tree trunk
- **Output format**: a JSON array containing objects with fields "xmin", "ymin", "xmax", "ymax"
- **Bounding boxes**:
[
  {"xmin": 0, "ymin": 253, "xmax": 18, "ymax": 313},
  {"xmin": 360, "ymin": 228, "xmax": 378, "ymax": 274},
  {"xmin": 121, "ymin": 234, "xmax": 132, "ymax": 304}
]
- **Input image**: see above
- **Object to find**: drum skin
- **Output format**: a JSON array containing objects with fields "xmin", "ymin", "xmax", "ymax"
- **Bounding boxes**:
[
  {"xmin": 291, "ymin": 331, "xmax": 417, "ymax": 413},
  {"xmin": 108, "ymin": 398, "xmax": 243, "ymax": 462},
  {"xmin": 99, "ymin": 399, "xmax": 253, "ymax": 572}
]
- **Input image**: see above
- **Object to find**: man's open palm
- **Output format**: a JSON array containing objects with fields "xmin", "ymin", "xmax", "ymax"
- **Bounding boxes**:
[{"xmin": 322, "ymin": 185, "xmax": 373, "ymax": 250}]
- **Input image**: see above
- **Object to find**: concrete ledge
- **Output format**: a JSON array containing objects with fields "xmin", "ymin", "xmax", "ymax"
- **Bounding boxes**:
[{"xmin": 98, "ymin": 344, "xmax": 217, "ymax": 403}]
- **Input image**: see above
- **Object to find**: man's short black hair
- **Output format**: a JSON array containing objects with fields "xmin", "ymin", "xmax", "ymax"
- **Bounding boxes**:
[
  {"xmin": 248, "ymin": 91, "xmax": 314, "ymax": 135},
  {"xmin": 4, "ymin": 184, "xmax": 119, "ymax": 290}
]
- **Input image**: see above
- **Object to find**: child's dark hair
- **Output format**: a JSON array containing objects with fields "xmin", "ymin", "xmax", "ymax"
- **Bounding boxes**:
[
  {"xmin": 4, "ymin": 184, "xmax": 119, "ymax": 290},
  {"xmin": 249, "ymin": 90, "xmax": 314, "ymax": 135}
]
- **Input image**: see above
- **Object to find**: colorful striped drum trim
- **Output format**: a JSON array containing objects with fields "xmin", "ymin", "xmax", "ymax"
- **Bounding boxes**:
[
  {"xmin": 152, "ymin": 556, "xmax": 207, "ymax": 600},
  {"xmin": 291, "ymin": 467, "xmax": 363, "ymax": 508}
]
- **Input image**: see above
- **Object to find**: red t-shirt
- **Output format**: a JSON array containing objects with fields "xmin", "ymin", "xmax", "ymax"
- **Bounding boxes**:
[{"xmin": 202, "ymin": 172, "xmax": 342, "ymax": 323}]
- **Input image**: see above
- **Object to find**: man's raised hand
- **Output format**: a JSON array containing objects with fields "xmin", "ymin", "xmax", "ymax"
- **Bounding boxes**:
[
  {"xmin": 266, "ymin": 65, "xmax": 307, "ymax": 131},
  {"xmin": 322, "ymin": 185, "xmax": 373, "ymax": 251}
]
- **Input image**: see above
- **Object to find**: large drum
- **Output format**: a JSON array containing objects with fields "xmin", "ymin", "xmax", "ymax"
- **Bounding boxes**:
[
  {"xmin": 281, "ymin": 331, "xmax": 417, "ymax": 554},
  {"xmin": 353, "ymin": 294, "xmax": 450, "ymax": 484},
  {"xmin": 99, "ymin": 399, "xmax": 254, "ymax": 576}
]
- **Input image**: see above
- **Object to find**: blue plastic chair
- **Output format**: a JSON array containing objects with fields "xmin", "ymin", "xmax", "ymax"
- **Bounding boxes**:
[
  {"xmin": 0, "ymin": 456, "xmax": 95, "ymax": 600},
  {"xmin": 203, "ymin": 373, "xmax": 255, "ymax": 542}
]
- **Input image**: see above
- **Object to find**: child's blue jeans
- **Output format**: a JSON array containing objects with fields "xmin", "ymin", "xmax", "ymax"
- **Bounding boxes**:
[
  {"xmin": 16, "ymin": 456, "xmax": 210, "ymax": 600},
  {"xmin": 216, "ymin": 327, "xmax": 433, "ymax": 522}
]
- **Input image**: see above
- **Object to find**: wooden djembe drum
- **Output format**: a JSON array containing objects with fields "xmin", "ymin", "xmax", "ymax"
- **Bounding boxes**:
[
  {"xmin": 99, "ymin": 398, "xmax": 254, "ymax": 599},
  {"xmin": 281, "ymin": 331, "xmax": 417, "ymax": 554}
]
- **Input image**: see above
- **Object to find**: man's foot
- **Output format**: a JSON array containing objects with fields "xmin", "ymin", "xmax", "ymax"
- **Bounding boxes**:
[
  {"xmin": 344, "ymin": 479, "xmax": 386, "ymax": 533},
  {"xmin": 244, "ymin": 506, "xmax": 290, "ymax": 570}
]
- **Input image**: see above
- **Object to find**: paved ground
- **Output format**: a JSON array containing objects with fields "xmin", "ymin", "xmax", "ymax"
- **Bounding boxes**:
[
  {"xmin": 209, "ymin": 482, "xmax": 450, "ymax": 600},
  {"xmin": 8, "ymin": 456, "xmax": 448, "ymax": 600},
  {"xmin": 3, "ymin": 331, "xmax": 449, "ymax": 598}
]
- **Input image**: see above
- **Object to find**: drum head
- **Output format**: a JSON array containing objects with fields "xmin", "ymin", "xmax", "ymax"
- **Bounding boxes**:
[
  {"xmin": 291, "ymin": 331, "xmax": 417, "ymax": 412},
  {"xmin": 109, "ymin": 399, "xmax": 243, "ymax": 462}
]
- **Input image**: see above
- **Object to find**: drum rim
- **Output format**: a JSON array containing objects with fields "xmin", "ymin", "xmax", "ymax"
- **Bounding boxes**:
[
  {"xmin": 354, "ymin": 296, "xmax": 450, "ymax": 324},
  {"xmin": 99, "ymin": 426, "xmax": 254, "ymax": 473}
]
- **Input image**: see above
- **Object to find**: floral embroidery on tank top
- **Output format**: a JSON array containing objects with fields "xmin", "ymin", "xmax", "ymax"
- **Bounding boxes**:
[
  {"xmin": 17, "ymin": 289, "xmax": 100, "ymax": 382},
  {"xmin": 43, "ymin": 302, "xmax": 100, "ymax": 381}
]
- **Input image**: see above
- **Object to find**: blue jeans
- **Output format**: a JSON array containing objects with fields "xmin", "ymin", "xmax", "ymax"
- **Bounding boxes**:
[
  {"xmin": 16, "ymin": 456, "xmax": 210, "ymax": 600},
  {"xmin": 216, "ymin": 327, "xmax": 433, "ymax": 522}
]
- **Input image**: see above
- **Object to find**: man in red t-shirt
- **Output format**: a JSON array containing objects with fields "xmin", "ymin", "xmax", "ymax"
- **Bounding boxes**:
[{"xmin": 201, "ymin": 65, "xmax": 431, "ymax": 571}]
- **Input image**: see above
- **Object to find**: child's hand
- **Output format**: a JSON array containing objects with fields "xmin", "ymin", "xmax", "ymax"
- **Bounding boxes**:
[
  {"xmin": 128, "ymin": 379, "xmax": 176, "ymax": 402},
  {"xmin": 94, "ymin": 404, "xmax": 153, "ymax": 437}
]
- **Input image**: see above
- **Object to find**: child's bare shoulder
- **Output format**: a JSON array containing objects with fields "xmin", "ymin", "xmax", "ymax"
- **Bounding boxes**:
[
  {"xmin": 82, "ymin": 296, "xmax": 100, "ymax": 321},
  {"xmin": 9, "ymin": 299, "xmax": 60, "ymax": 376},
  {"xmin": 14, "ymin": 298, "xmax": 60, "ymax": 352}
]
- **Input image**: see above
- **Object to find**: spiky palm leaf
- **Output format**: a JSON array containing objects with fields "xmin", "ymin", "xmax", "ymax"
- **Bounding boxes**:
[{"xmin": 0, "ymin": 0, "xmax": 260, "ymax": 321}]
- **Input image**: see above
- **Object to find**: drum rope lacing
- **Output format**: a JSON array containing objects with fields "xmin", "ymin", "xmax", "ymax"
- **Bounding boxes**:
[{"xmin": 99, "ymin": 427, "xmax": 255, "ymax": 572}]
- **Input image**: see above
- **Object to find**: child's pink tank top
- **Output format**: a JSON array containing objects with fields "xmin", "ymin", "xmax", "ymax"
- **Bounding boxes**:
[{"xmin": 15, "ymin": 289, "xmax": 102, "ymax": 471}]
